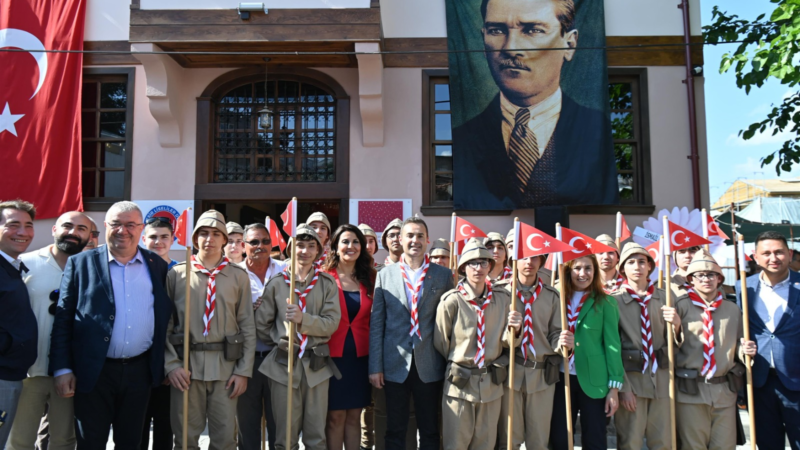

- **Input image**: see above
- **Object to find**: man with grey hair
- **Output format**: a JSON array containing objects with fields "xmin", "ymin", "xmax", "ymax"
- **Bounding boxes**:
[
  {"xmin": 83, "ymin": 216, "xmax": 100, "ymax": 252},
  {"xmin": 50, "ymin": 201, "xmax": 174, "ymax": 450}
]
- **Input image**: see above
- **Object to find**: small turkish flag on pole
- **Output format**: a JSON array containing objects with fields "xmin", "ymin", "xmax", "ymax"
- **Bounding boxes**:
[
  {"xmin": 560, "ymin": 227, "xmax": 618, "ymax": 263},
  {"xmin": 451, "ymin": 217, "xmax": 487, "ymax": 243},
  {"xmin": 706, "ymin": 213, "xmax": 729, "ymax": 241},
  {"xmin": 266, "ymin": 216, "xmax": 287, "ymax": 252},
  {"xmin": 645, "ymin": 239, "xmax": 663, "ymax": 268},
  {"xmin": 616, "ymin": 212, "xmax": 632, "ymax": 247},
  {"xmin": 281, "ymin": 198, "xmax": 298, "ymax": 237},
  {"xmin": 175, "ymin": 208, "xmax": 193, "ymax": 249},
  {"xmin": 665, "ymin": 220, "xmax": 712, "ymax": 251},
  {"xmin": 513, "ymin": 221, "xmax": 575, "ymax": 260}
]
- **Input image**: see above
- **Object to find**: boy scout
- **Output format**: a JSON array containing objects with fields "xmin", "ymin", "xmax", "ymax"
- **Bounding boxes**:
[
  {"xmin": 505, "ymin": 228, "xmax": 551, "ymax": 285},
  {"xmin": 612, "ymin": 243, "xmax": 681, "ymax": 450},
  {"xmin": 256, "ymin": 224, "xmax": 341, "ymax": 450},
  {"xmin": 165, "ymin": 210, "xmax": 256, "ymax": 450},
  {"xmin": 485, "ymin": 232, "xmax": 511, "ymax": 282},
  {"xmin": 496, "ymin": 250, "xmax": 563, "ymax": 450},
  {"xmin": 306, "ymin": 212, "xmax": 332, "ymax": 267},
  {"xmin": 225, "ymin": 221, "xmax": 246, "ymax": 264},
  {"xmin": 674, "ymin": 250, "xmax": 756, "ymax": 449},
  {"xmin": 381, "ymin": 218, "xmax": 404, "ymax": 266},
  {"xmin": 596, "ymin": 234, "xmax": 623, "ymax": 294},
  {"xmin": 671, "ymin": 245, "xmax": 701, "ymax": 297},
  {"xmin": 434, "ymin": 239, "xmax": 522, "ymax": 450},
  {"xmin": 429, "ymin": 238, "xmax": 451, "ymax": 268}
]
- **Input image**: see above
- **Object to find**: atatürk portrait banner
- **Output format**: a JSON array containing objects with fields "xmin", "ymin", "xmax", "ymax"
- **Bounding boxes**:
[{"xmin": 446, "ymin": 0, "xmax": 619, "ymax": 210}]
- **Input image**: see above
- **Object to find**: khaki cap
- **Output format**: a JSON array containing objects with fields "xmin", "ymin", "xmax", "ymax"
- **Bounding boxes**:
[
  {"xmin": 306, "ymin": 212, "xmax": 332, "ymax": 235},
  {"xmin": 484, "ymin": 232, "xmax": 507, "ymax": 252},
  {"xmin": 429, "ymin": 238, "xmax": 450, "ymax": 257},
  {"xmin": 287, "ymin": 224, "xmax": 323, "ymax": 260},
  {"xmin": 193, "ymin": 210, "xmax": 228, "ymax": 243},
  {"xmin": 619, "ymin": 242, "xmax": 655, "ymax": 277},
  {"xmin": 226, "ymin": 221, "xmax": 244, "ymax": 236},
  {"xmin": 358, "ymin": 223, "xmax": 377, "ymax": 240},
  {"xmin": 381, "ymin": 218, "xmax": 403, "ymax": 250},
  {"xmin": 505, "ymin": 228, "xmax": 516, "ymax": 246},
  {"xmin": 458, "ymin": 238, "xmax": 495, "ymax": 274},
  {"xmin": 596, "ymin": 234, "xmax": 619, "ymax": 254},
  {"xmin": 686, "ymin": 249, "xmax": 724, "ymax": 283}
]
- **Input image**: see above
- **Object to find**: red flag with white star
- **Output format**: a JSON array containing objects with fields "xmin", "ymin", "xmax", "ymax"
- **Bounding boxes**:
[
  {"xmin": 451, "ymin": 217, "xmax": 487, "ymax": 243},
  {"xmin": 560, "ymin": 227, "xmax": 618, "ymax": 263},
  {"xmin": 280, "ymin": 199, "xmax": 297, "ymax": 237},
  {"xmin": 706, "ymin": 213, "xmax": 730, "ymax": 241},
  {"xmin": 0, "ymin": 0, "xmax": 87, "ymax": 218},
  {"xmin": 645, "ymin": 239, "xmax": 662, "ymax": 267},
  {"xmin": 513, "ymin": 221, "xmax": 575, "ymax": 260},
  {"xmin": 666, "ymin": 220, "xmax": 711, "ymax": 251},
  {"xmin": 266, "ymin": 216, "xmax": 287, "ymax": 252},
  {"xmin": 175, "ymin": 208, "xmax": 192, "ymax": 248}
]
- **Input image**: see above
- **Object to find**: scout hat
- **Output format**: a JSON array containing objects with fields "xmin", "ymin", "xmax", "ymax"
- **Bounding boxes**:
[
  {"xmin": 596, "ymin": 234, "xmax": 619, "ymax": 255},
  {"xmin": 429, "ymin": 238, "xmax": 450, "ymax": 257},
  {"xmin": 358, "ymin": 223, "xmax": 377, "ymax": 241},
  {"xmin": 505, "ymin": 228, "xmax": 515, "ymax": 246},
  {"xmin": 484, "ymin": 232, "xmax": 508, "ymax": 254},
  {"xmin": 226, "ymin": 221, "xmax": 244, "ymax": 236},
  {"xmin": 193, "ymin": 210, "xmax": 228, "ymax": 242},
  {"xmin": 286, "ymin": 224, "xmax": 323, "ymax": 260},
  {"xmin": 381, "ymin": 218, "xmax": 403, "ymax": 250},
  {"xmin": 306, "ymin": 212, "xmax": 332, "ymax": 236},
  {"xmin": 619, "ymin": 242, "xmax": 655, "ymax": 277},
  {"xmin": 685, "ymin": 249, "xmax": 724, "ymax": 283},
  {"xmin": 457, "ymin": 238, "xmax": 495, "ymax": 274}
]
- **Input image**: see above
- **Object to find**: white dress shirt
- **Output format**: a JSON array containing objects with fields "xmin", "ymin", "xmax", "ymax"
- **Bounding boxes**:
[
  {"xmin": 0, "ymin": 249, "xmax": 21, "ymax": 270},
  {"xmin": 240, "ymin": 258, "xmax": 287, "ymax": 353},
  {"xmin": 20, "ymin": 245, "xmax": 62, "ymax": 377},
  {"xmin": 501, "ymin": 88, "xmax": 563, "ymax": 157},
  {"xmin": 756, "ymin": 272, "xmax": 791, "ymax": 368},
  {"xmin": 400, "ymin": 261, "xmax": 426, "ymax": 311}
]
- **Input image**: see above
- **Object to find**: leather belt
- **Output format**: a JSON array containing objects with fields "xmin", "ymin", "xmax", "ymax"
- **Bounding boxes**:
[
  {"xmin": 106, "ymin": 350, "xmax": 150, "ymax": 365},
  {"xmin": 515, "ymin": 358, "xmax": 544, "ymax": 369},
  {"xmin": 190, "ymin": 342, "xmax": 224, "ymax": 352}
]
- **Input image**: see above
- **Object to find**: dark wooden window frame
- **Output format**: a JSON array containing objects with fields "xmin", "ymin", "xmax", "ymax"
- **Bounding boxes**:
[
  {"xmin": 420, "ymin": 68, "xmax": 655, "ymax": 216},
  {"xmin": 82, "ymin": 67, "xmax": 136, "ymax": 212}
]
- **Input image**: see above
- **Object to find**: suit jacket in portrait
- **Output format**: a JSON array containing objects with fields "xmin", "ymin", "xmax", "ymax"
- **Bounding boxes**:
[
  {"xmin": 49, "ymin": 246, "xmax": 173, "ymax": 393},
  {"xmin": 452, "ymin": 93, "xmax": 619, "ymax": 210},
  {"xmin": 369, "ymin": 262, "xmax": 455, "ymax": 384}
]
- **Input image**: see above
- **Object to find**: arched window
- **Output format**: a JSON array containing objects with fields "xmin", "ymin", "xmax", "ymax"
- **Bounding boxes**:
[{"xmin": 215, "ymin": 79, "xmax": 337, "ymax": 183}]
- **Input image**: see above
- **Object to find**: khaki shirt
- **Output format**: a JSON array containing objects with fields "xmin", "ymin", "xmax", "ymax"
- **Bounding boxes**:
[
  {"xmin": 671, "ymin": 269, "xmax": 689, "ymax": 298},
  {"xmin": 434, "ymin": 283, "xmax": 516, "ymax": 403},
  {"xmin": 602, "ymin": 271, "xmax": 623, "ymax": 294},
  {"xmin": 165, "ymin": 261, "xmax": 256, "ymax": 381},
  {"xmin": 498, "ymin": 278, "xmax": 561, "ymax": 394},
  {"xmin": 613, "ymin": 287, "xmax": 677, "ymax": 399},
  {"xmin": 538, "ymin": 268, "xmax": 552, "ymax": 286},
  {"xmin": 256, "ymin": 269, "xmax": 341, "ymax": 389},
  {"xmin": 675, "ymin": 293, "xmax": 744, "ymax": 408}
]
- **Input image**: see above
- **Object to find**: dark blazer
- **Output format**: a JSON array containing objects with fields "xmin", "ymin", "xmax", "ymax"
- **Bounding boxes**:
[
  {"xmin": 452, "ymin": 93, "xmax": 619, "ymax": 210},
  {"xmin": 368, "ymin": 262, "xmax": 454, "ymax": 384},
  {"xmin": 737, "ymin": 271, "xmax": 800, "ymax": 391},
  {"xmin": 0, "ymin": 257, "xmax": 37, "ymax": 381},
  {"xmin": 49, "ymin": 246, "xmax": 173, "ymax": 393}
]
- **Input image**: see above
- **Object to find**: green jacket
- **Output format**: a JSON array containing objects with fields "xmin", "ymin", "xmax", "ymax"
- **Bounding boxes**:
[{"xmin": 572, "ymin": 293, "xmax": 625, "ymax": 399}]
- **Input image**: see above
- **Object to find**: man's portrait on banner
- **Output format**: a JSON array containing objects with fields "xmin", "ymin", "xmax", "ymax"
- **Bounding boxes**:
[{"xmin": 448, "ymin": 0, "xmax": 619, "ymax": 210}]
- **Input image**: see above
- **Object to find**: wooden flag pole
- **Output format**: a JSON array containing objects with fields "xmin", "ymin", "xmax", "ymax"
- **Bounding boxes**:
[
  {"xmin": 558, "ymin": 262, "xmax": 574, "ymax": 450},
  {"xmin": 450, "ymin": 213, "xmax": 458, "ymax": 284},
  {"xmin": 738, "ymin": 235, "xmax": 757, "ymax": 450},
  {"xmin": 657, "ymin": 236, "xmax": 664, "ymax": 290},
  {"xmin": 616, "ymin": 211, "xmax": 622, "ymax": 250},
  {"xmin": 285, "ymin": 198, "xmax": 298, "ymax": 450},
  {"xmin": 506, "ymin": 218, "xmax": 519, "ymax": 450},
  {"xmin": 662, "ymin": 217, "xmax": 677, "ymax": 450},
  {"xmin": 261, "ymin": 408, "xmax": 266, "ymax": 450},
  {"xmin": 701, "ymin": 208, "xmax": 710, "ymax": 252},
  {"xmin": 182, "ymin": 207, "xmax": 192, "ymax": 450}
]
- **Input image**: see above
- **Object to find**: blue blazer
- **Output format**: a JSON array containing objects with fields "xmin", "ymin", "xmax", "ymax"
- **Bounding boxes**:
[
  {"xmin": 737, "ymin": 271, "xmax": 800, "ymax": 391},
  {"xmin": 49, "ymin": 246, "xmax": 173, "ymax": 393}
]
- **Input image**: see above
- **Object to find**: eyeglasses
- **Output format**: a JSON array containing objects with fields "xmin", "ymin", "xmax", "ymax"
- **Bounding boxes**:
[
  {"xmin": 467, "ymin": 260, "xmax": 490, "ymax": 269},
  {"xmin": 385, "ymin": 232, "xmax": 400, "ymax": 240},
  {"xmin": 49, "ymin": 289, "xmax": 59, "ymax": 315},
  {"xmin": 692, "ymin": 272, "xmax": 719, "ymax": 281},
  {"xmin": 90, "ymin": 231, "xmax": 100, "ymax": 238},
  {"xmin": 107, "ymin": 222, "xmax": 143, "ymax": 231},
  {"xmin": 146, "ymin": 217, "xmax": 171, "ymax": 225},
  {"xmin": 246, "ymin": 239, "xmax": 271, "ymax": 247}
]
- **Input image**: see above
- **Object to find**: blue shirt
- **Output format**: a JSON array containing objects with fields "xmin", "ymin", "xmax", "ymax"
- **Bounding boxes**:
[
  {"xmin": 168, "ymin": 260, "xmax": 178, "ymax": 270},
  {"xmin": 105, "ymin": 248, "xmax": 155, "ymax": 359}
]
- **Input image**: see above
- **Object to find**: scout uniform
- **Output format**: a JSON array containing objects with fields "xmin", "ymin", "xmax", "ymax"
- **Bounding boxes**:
[
  {"xmin": 380, "ymin": 218, "xmax": 403, "ymax": 267},
  {"xmin": 358, "ymin": 223, "xmax": 383, "ymax": 271},
  {"xmin": 429, "ymin": 238, "xmax": 451, "ymax": 266},
  {"xmin": 165, "ymin": 210, "xmax": 257, "ymax": 450},
  {"xmin": 306, "ymin": 212, "xmax": 332, "ymax": 267},
  {"xmin": 496, "ymin": 269, "xmax": 562, "ymax": 450},
  {"xmin": 484, "ymin": 232, "xmax": 512, "ymax": 282},
  {"xmin": 226, "ymin": 221, "xmax": 244, "ymax": 236},
  {"xmin": 256, "ymin": 225, "xmax": 341, "ymax": 450},
  {"xmin": 671, "ymin": 268, "xmax": 690, "ymax": 297},
  {"xmin": 505, "ymin": 228, "xmax": 551, "ymax": 286},
  {"xmin": 612, "ymin": 243, "xmax": 678, "ymax": 450},
  {"xmin": 434, "ymin": 239, "xmax": 516, "ymax": 450},
  {"xmin": 596, "ymin": 234, "xmax": 624, "ymax": 294},
  {"xmin": 674, "ymin": 250, "xmax": 746, "ymax": 450}
]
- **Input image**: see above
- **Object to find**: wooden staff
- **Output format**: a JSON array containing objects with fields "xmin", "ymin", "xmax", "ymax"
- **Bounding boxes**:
[
  {"xmin": 285, "ymin": 198, "xmax": 298, "ymax": 450},
  {"xmin": 701, "ymin": 208, "xmax": 710, "ymax": 252},
  {"xmin": 657, "ymin": 236, "xmax": 664, "ymax": 290},
  {"xmin": 182, "ymin": 208, "xmax": 192, "ymax": 450},
  {"xmin": 450, "ymin": 213, "xmax": 458, "ymax": 284},
  {"xmin": 557, "ymin": 262, "xmax": 574, "ymax": 450},
  {"xmin": 261, "ymin": 405, "xmax": 266, "ymax": 450},
  {"xmin": 616, "ymin": 211, "xmax": 622, "ymax": 250},
  {"xmin": 506, "ymin": 218, "xmax": 519, "ymax": 450},
  {"xmin": 662, "ymin": 216, "xmax": 677, "ymax": 450},
  {"xmin": 738, "ymin": 235, "xmax": 757, "ymax": 450}
]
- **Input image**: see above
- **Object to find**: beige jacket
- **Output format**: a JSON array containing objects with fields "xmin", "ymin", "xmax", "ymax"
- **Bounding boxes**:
[
  {"xmin": 256, "ymin": 269, "xmax": 341, "ymax": 389},
  {"xmin": 674, "ymin": 292, "xmax": 744, "ymax": 408},
  {"xmin": 498, "ymin": 278, "xmax": 562, "ymax": 394},
  {"xmin": 434, "ymin": 283, "xmax": 516, "ymax": 404},
  {"xmin": 165, "ymin": 261, "xmax": 256, "ymax": 381},
  {"xmin": 671, "ymin": 269, "xmax": 689, "ymax": 298}
]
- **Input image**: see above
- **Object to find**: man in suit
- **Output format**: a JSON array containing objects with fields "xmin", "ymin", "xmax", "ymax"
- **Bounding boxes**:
[
  {"xmin": 738, "ymin": 231, "xmax": 800, "ymax": 450},
  {"xmin": 368, "ymin": 217, "xmax": 455, "ymax": 450},
  {"xmin": 0, "ymin": 200, "xmax": 38, "ymax": 447},
  {"xmin": 452, "ymin": 0, "xmax": 618, "ymax": 209},
  {"xmin": 50, "ymin": 201, "xmax": 173, "ymax": 450}
]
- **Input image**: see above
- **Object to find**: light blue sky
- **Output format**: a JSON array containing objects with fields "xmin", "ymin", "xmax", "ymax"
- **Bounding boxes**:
[{"xmin": 701, "ymin": 0, "xmax": 798, "ymax": 203}]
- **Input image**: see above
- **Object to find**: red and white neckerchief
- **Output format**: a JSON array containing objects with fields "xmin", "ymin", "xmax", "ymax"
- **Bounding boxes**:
[
  {"xmin": 384, "ymin": 255, "xmax": 396, "ymax": 266},
  {"xmin": 282, "ymin": 267, "xmax": 321, "ymax": 358},
  {"xmin": 687, "ymin": 287, "xmax": 724, "ymax": 380},
  {"xmin": 519, "ymin": 278, "xmax": 543, "ymax": 361},
  {"xmin": 458, "ymin": 281, "xmax": 493, "ymax": 368},
  {"xmin": 400, "ymin": 255, "xmax": 430, "ymax": 339},
  {"xmin": 502, "ymin": 266, "xmax": 513, "ymax": 280},
  {"xmin": 622, "ymin": 282, "xmax": 657, "ymax": 374},
  {"xmin": 192, "ymin": 255, "xmax": 230, "ymax": 337},
  {"xmin": 566, "ymin": 292, "xmax": 591, "ymax": 368},
  {"xmin": 314, "ymin": 248, "xmax": 329, "ymax": 269},
  {"xmin": 604, "ymin": 272, "xmax": 625, "ymax": 294}
]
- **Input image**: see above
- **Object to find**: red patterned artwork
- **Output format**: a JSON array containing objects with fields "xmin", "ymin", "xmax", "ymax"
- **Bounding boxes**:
[{"xmin": 358, "ymin": 201, "xmax": 405, "ymax": 232}]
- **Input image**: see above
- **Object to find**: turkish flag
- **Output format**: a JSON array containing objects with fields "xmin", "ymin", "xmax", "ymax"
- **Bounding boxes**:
[
  {"xmin": 0, "ymin": 0, "xmax": 86, "ymax": 219},
  {"xmin": 280, "ymin": 199, "xmax": 297, "ymax": 237},
  {"xmin": 266, "ymin": 216, "xmax": 286, "ymax": 252},
  {"xmin": 706, "ymin": 214, "xmax": 730, "ymax": 241},
  {"xmin": 666, "ymin": 220, "xmax": 711, "ymax": 251},
  {"xmin": 544, "ymin": 253, "xmax": 557, "ymax": 271},
  {"xmin": 560, "ymin": 227, "xmax": 618, "ymax": 263},
  {"xmin": 617, "ymin": 213, "xmax": 632, "ymax": 241},
  {"xmin": 451, "ymin": 217, "xmax": 487, "ymax": 243},
  {"xmin": 645, "ymin": 240, "xmax": 662, "ymax": 267},
  {"xmin": 513, "ymin": 221, "xmax": 575, "ymax": 260},
  {"xmin": 175, "ymin": 208, "xmax": 192, "ymax": 248}
]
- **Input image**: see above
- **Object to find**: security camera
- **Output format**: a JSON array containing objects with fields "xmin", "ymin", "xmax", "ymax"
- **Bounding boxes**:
[{"xmin": 238, "ymin": 2, "xmax": 267, "ymax": 20}]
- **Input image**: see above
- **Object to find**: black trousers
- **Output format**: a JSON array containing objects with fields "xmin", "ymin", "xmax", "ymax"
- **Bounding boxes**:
[
  {"xmin": 550, "ymin": 373, "xmax": 608, "ymax": 450},
  {"xmin": 754, "ymin": 369, "xmax": 800, "ymax": 450},
  {"xmin": 140, "ymin": 384, "xmax": 173, "ymax": 450},
  {"xmin": 383, "ymin": 358, "xmax": 442, "ymax": 450},
  {"xmin": 237, "ymin": 353, "xmax": 277, "ymax": 450},
  {"xmin": 74, "ymin": 356, "xmax": 152, "ymax": 450}
]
